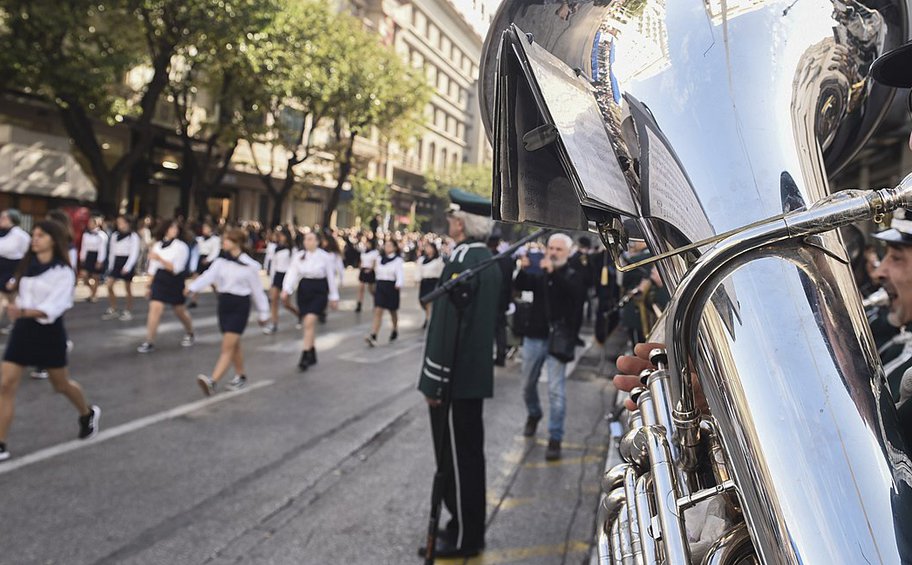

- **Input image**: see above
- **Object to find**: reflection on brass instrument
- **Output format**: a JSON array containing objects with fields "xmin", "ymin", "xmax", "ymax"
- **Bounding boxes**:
[{"xmin": 480, "ymin": 1, "xmax": 912, "ymax": 563}]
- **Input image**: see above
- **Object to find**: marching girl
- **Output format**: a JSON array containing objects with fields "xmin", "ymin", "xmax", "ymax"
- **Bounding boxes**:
[
  {"xmin": 186, "ymin": 223, "xmax": 221, "ymax": 309},
  {"xmin": 103, "ymin": 214, "xmax": 141, "ymax": 321},
  {"xmin": 79, "ymin": 217, "xmax": 108, "ymax": 302},
  {"xmin": 136, "ymin": 220, "xmax": 194, "ymax": 353},
  {"xmin": 0, "ymin": 220, "xmax": 100, "ymax": 461},
  {"xmin": 319, "ymin": 231, "xmax": 345, "ymax": 323},
  {"xmin": 282, "ymin": 231, "xmax": 339, "ymax": 371},
  {"xmin": 417, "ymin": 242, "xmax": 444, "ymax": 329},
  {"xmin": 264, "ymin": 228, "xmax": 299, "ymax": 334},
  {"xmin": 195, "ymin": 223, "xmax": 221, "ymax": 275},
  {"xmin": 366, "ymin": 239, "xmax": 404, "ymax": 346},
  {"xmin": 0, "ymin": 210, "xmax": 31, "ymax": 333},
  {"xmin": 188, "ymin": 228, "xmax": 269, "ymax": 396},
  {"xmin": 356, "ymin": 237, "xmax": 379, "ymax": 313}
]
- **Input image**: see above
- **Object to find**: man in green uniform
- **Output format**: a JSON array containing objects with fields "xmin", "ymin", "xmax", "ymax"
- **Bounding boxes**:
[{"xmin": 417, "ymin": 189, "xmax": 501, "ymax": 559}]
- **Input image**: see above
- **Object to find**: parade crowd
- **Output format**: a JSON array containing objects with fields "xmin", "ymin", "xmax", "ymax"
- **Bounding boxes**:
[{"xmin": 0, "ymin": 204, "xmax": 668, "ymax": 466}]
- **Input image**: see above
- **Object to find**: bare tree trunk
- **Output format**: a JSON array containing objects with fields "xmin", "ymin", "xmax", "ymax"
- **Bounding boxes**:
[{"xmin": 322, "ymin": 134, "xmax": 357, "ymax": 228}]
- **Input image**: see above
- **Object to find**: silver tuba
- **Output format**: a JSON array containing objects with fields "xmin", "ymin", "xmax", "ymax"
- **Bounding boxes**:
[{"xmin": 479, "ymin": 1, "xmax": 912, "ymax": 563}]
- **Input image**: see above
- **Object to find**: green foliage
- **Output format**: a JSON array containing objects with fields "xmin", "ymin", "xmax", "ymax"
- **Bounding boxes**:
[
  {"xmin": 349, "ymin": 176, "xmax": 391, "ymax": 222},
  {"xmin": 424, "ymin": 163, "xmax": 494, "ymax": 200},
  {"xmin": 0, "ymin": 0, "xmax": 143, "ymax": 123}
]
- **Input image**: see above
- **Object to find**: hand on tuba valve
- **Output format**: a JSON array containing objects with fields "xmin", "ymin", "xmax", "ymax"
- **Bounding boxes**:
[{"xmin": 614, "ymin": 343, "xmax": 708, "ymax": 414}]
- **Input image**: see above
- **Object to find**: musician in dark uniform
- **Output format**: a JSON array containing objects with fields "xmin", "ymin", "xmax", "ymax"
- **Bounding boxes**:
[
  {"xmin": 417, "ymin": 190, "xmax": 501, "ymax": 559},
  {"xmin": 870, "ymin": 41, "xmax": 912, "ymax": 409}
]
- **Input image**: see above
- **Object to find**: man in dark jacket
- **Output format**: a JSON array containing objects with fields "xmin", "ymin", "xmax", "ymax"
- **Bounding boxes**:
[
  {"xmin": 417, "ymin": 190, "xmax": 501, "ymax": 559},
  {"xmin": 514, "ymin": 232, "xmax": 587, "ymax": 460}
]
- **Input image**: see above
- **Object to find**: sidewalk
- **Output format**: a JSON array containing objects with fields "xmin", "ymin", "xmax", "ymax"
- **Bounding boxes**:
[{"xmin": 442, "ymin": 327, "xmax": 620, "ymax": 565}]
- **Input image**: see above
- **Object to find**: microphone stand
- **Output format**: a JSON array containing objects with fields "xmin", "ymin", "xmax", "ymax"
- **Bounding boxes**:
[{"xmin": 421, "ymin": 227, "xmax": 550, "ymax": 563}]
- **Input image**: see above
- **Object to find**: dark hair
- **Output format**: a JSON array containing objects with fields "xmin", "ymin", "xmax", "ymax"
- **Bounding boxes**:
[
  {"xmin": 12, "ymin": 220, "xmax": 71, "ymax": 286},
  {"xmin": 384, "ymin": 238, "xmax": 401, "ymax": 256},
  {"xmin": 275, "ymin": 229, "xmax": 293, "ymax": 247},
  {"xmin": 224, "ymin": 228, "xmax": 249, "ymax": 252},
  {"xmin": 154, "ymin": 219, "xmax": 186, "ymax": 242},
  {"xmin": 321, "ymin": 230, "xmax": 341, "ymax": 255},
  {"xmin": 116, "ymin": 213, "xmax": 136, "ymax": 232},
  {"xmin": 47, "ymin": 209, "xmax": 74, "ymax": 244},
  {"xmin": 424, "ymin": 242, "xmax": 439, "ymax": 259}
]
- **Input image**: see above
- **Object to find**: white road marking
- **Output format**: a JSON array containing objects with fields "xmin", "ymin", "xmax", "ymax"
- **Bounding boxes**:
[
  {"xmin": 345, "ymin": 340, "xmax": 424, "ymax": 363},
  {"xmin": 0, "ymin": 379, "xmax": 274, "ymax": 476}
]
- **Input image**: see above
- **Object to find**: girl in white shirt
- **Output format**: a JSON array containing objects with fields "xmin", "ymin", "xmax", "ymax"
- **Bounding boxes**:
[
  {"xmin": 136, "ymin": 220, "xmax": 194, "ymax": 354},
  {"xmin": 356, "ymin": 237, "xmax": 379, "ymax": 313},
  {"xmin": 79, "ymin": 217, "xmax": 108, "ymax": 302},
  {"xmin": 366, "ymin": 239, "xmax": 405, "ymax": 346},
  {"xmin": 195, "ymin": 223, "xmax": 221, "ymax": 275},
  {"xmin": 417, "ymin": 242, "xmax": 444, "ymax": 328},
  {"xmin": 188, "ymin": 228, "xmax": 270, "ymax": 395},
  {"xmin": 264, "ymin": 229, "xmax": 300, "ymax": 334},
  {"xmin": 282, "ymin": 232, "xmax": 339, "ymax": 371},
  {"xmin": 103, "ymin": 214, "xmax": 141, "ymax": 321},
  {"xmin": 0, "ymin": 220, "xmax": 99, "ymax": 461}
]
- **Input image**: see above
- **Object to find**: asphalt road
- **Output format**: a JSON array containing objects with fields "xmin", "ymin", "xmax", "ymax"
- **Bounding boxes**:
[{"xmin": 0, "ymin": 270, "xmax": 616, "ymax": 565}]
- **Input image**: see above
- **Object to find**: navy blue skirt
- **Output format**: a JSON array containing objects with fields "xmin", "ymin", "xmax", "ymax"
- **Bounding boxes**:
[
  {"xmin": 359, "ymin": 269, "xmax": 376, "ymax": 284},
  {"xmin": 271, "ymin": 272, "xmax": 286, "ymax": 290},
  {"xmin": 374, "ymin": 280, "xmax": 400, "ymax": 311},
  {"xmin": 297, "ymin": 278, "xmax": 328, "ymax": 315},
  {"xmin": 108, "ymin": 256, "xmax": 135, "ymax": 281},
  {"xmin": 4, "ymin": 317, "xmax": 67, "ymax": 368},
  {"xmin": 0, "ymin": 256, "xmax": 20, "ymax": 293},
  {"xmin": 150, "ymin": 270, "xmax": 186, "ymax": 305},
  {"xmin": 419, "ymin": 278, "xmax": 438, "ymax": 304},
  {"xmin": 82, "ymin": 251, "xmax": 104, "ymax": 274},
  {"xmin": 218, "ymin": 293, "xmax": 251, "ymax": 334}
]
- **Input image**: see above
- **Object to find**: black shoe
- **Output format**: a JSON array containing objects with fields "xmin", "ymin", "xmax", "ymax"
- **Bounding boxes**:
[
  {"xmin": 355, "ymin": 302, "xmax": 362, "ymax": 313},
  {"xmin": 318, "ymin": 312, "xmax": 327, "ymax": 324},
  {"xmin": 78, "ymin": 405, "xmax": 101, "ymax": 439},
  {"xmin": 298, "ymin": 350, "xmax": 310, "ymax": 371},
  {"xmin": 494, "ymin": 357, "xmax": 506, "ymax": 367},
  {"xmin": 417, "ymin": 537, "xmax": 482, "ymax": 559},
  {"xmin": 421, "ymin": 319, "xmax": 428, "ymax": 330},
  {"xmin": 545, "ymin": 439, "xmax": 562, "ymax": 461},
  {"xmin": 523, "ymin": 415, "xmax": 541, "ymax": 437},
  {"xmin": 308, "ymin": 348, "xmax": 317, "ymax": 365},
  {"xmin": 187, "ymin": 300, "xmax": 198, "ymax": 309},
  {"xmin": 0, "ymin": 442, "xmax": 9, "ymax": 462},
  {"xmin": 389, "ymin": 330, "xmax": 398, "ymax": 343}
]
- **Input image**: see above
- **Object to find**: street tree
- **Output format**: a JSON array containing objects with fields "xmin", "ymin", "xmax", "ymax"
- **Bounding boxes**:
[
  {"xmin": 168, "ymin": 0, "xmax": 277, "ymax": 220},
  {"xmin": 244, "ymin": 0, "xmax": 345, "ymax": 227},
  {"xmin": 320, "ymin": 24, "xmax": 430, "ymax": 228},
  {"xmin": 424, "ymin": 163, "xmax": 494, "ymax": 199},
  {"xmin": 0, "ymin": 0, "xmax": 271, "ymax": 213}
]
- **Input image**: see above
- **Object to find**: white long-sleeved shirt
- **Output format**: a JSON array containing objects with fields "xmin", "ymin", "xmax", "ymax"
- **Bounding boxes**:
[
  {"xmin": 268, "ymin": 246, "xmax": 294, "ymax": 277},
  {"xmin": 108, "ymin": 231, "xmax": 141, "ymax": 272},
  {"xmin": 16, "ymin": 260, "xmax": 75, "ymax": 324},
  {"xmin": 196, "ymin": 235, "xmax": 221, "ymax": 264},
  {"xmin": 418, "ymin": 256, "xmax": 444, "ymax": 281},
  {"xmin": 282, "ymin": 248, "xmax": 340, "ymax": 301},
  {"xmin": 375, "ymin": 255, "xmax": 405, "ymax": 288},
  {"xmin": 359, "ymin": 249, "xmax": 379, "ymax": 270},
  {"xmin": 0, "ymin": 226, "xmax": 31, "ymax": 260},
  {"xmin": 148, "ymin": 239, "xmax": 190, "ymax": 276},
  {"xmin": 79, "ymin": 229, "xmax": 108, "ymax": 265},
  {"xmin": 188, "ymin": 253, "xmax": 270, "ymax": 322}
]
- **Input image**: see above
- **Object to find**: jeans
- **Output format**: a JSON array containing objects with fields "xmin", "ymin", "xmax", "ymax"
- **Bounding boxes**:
[{"xmin": 521, "ymin": 337, "xmax": 567, "ymax": 442}]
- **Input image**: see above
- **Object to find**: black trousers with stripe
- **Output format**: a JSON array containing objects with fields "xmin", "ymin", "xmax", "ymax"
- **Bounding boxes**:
[{"xmin": 428, "ymin": 398, "xmax": 486, "ymax": 550}]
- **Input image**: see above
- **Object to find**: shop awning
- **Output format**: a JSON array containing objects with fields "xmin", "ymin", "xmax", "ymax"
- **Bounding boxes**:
[{"xmin": 0, "ymin": 141, "xmax": 97, "ymax": 202}]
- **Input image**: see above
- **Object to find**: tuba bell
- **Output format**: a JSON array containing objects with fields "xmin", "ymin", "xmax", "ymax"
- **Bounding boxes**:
[{"xmin": 479, "ymin": 1, "xmax": 912, "ymax": 563}]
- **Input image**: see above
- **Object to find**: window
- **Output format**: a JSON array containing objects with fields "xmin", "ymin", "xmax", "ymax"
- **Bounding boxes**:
[
  {"xmin": 427, "ymin": 65, "xmax": 437, "ymax": 83},
  {"xmin": 457, "ymin": 123, "xmax": 465, "ymax": 139},
  {"xmin": 428, "ymin": 142, "xmax": 436, "ymax": 168},
  {"xmin": 441, "ymin": 37, "xmax": 450, "ymax": 55}
]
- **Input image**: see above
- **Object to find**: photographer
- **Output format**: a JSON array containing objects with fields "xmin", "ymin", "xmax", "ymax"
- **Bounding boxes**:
[{"xmin": 514, "ymin": 233, "xmax": 587, "ymax": 460}]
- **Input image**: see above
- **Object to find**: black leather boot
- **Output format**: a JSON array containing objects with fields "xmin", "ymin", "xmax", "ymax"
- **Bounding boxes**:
[
  {"xmin": 308, "ymin": 348, "xmax": 317, "ymax": 365},
  {"xmin": 298, "ymin": 350, "xmax": 310, "ymax": 371}
]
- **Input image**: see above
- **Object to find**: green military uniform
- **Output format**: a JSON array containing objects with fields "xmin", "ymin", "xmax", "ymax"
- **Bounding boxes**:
[
  {"xmin": 417, "ymin": 189, "xmax": 501, "ymax": 557},
  {"xmin": 418, "ymin": 239, "xmax": 501, "ymax": 400}
]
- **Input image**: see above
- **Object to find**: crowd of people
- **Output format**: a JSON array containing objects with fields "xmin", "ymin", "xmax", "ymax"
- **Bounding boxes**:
[{"xmin": 0, "ymin": 203, "xmax": 665, "ymax": 464}]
